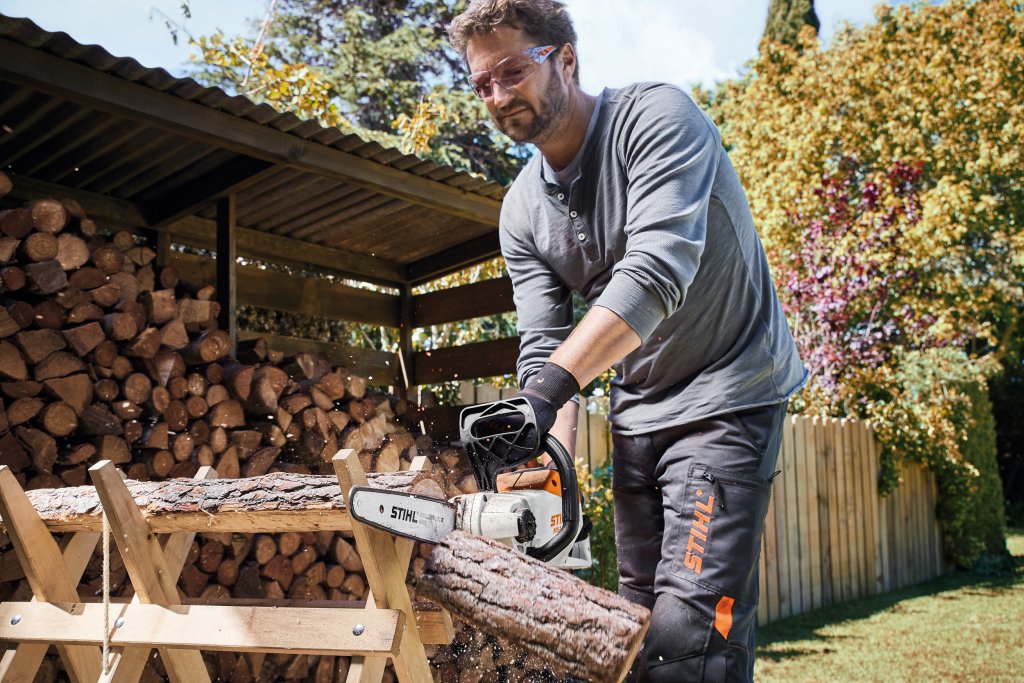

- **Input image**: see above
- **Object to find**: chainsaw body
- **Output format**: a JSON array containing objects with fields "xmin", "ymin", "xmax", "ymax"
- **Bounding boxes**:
[{"xmin": 348, "ymin": 397, "xmax": 591, "ymax": 571}]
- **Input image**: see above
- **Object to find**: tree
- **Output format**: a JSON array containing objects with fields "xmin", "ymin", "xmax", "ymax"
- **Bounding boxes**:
[
  {"xmin": 761, "ymin": 0, "xmax": 819, "ymax": 50},
  {"xmin": 187, "ymin": 0, "xmax": 529, "ymax": 183},
  {"xmin": 699, "ymin": 0, "xmax": 1023, "ymax": 566}
]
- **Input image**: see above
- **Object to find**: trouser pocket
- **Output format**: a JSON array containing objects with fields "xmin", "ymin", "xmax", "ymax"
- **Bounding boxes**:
[{"xmin": 669, "ymin": 462, "xmax": 772, "ymax": 603}]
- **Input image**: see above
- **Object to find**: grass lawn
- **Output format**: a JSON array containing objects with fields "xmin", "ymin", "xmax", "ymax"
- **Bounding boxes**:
[{"xmin": 754, "ymin": 528, "xmax": 1024, "ymax": 682}]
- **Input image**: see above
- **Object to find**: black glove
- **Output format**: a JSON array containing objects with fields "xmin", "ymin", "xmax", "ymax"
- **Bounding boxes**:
[{"xmin": 515, "ymin": 361, "xmax": 581, "ymax": 454}]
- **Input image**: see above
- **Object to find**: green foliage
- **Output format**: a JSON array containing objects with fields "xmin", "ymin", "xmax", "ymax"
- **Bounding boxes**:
[
  {"xmin": 576, "ymin": 461, "xmax": 618, "ymax": 591},
  {"xmin": 699, "ymin": 0, "xmax": 1021, "ymax": 567},
  {"xmin": 937, "ymin": 382, "xmax": 1010, "ymax": 568},
  {"xmin": 761, "ymin": 0, "xmax": 819, "ymax": 50},
  {"xmin": 186, "ymin": 0, "xmax": 530, "ymax": 183}
]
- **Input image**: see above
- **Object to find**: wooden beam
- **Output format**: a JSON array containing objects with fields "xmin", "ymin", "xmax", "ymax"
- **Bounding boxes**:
[
  {"xmin": 406, "ymin": 232, "xmax": 502, "ymax": 285},
  {"xmin": 237, "ymin": 331, "xmax": 398, "ymax": 385},
  {"xmin": 216, "ymin": 195, "xmax": 238, "ymax": 352},
  {"xmin": 145, "ymin": 158, "xmax": 277, "ymax": 226},
  {"xmin": 0, "ymin": 602, "xmax": 403, "ymax": 657},
  {"xmin": 412, "ymin": 277, "xmax": 514, "ymax": 327},
  {"xmin": 411, "ymin": 337, "xmax": 519, "ymax": 385},
  {"xmin": 171, "ymin": 251, "xmax": 401, "ymax": 328},
  {"xmin": 0, "ymin": 39, "xmax": 502, "ymax": 226}
]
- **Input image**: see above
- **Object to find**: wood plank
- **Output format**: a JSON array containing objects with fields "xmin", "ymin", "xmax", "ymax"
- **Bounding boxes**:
[
  {"xmin": 868, "ymin": 426, "xmax": 888, "ymax": 593},
  {"xmin": 860, "ymin": 423, "xmax": 878, "ymax": 596},
  {"xmin": 795, "ymin": 417, "xmax": 817, "ymax": 610},
  {"xmin": 782, "ymin": 416, "xmax": 801, "ymax": 616},
  {"xmin": 333, "ymin": 451, "xmax": 433, "ymax": 683},
  {"xmin": 773, "ymin": 430, "xmax": 791, "ymax": 618},
  {"xmin": 0, "ymin": 466, "xmax": 101, "ymax": 683},
  {"xmin": 146, "ymin": 158, "xmax": 278, "ymax": 226},
  {"xmin": 824, "ymin": 418, "xmax": 842, "ymax": 604},
  {"xmin": 171, "ymin": 251, "xmax": 401, "ymax": 327},
  {"xmin": 757, "ymin": 524, "xmax": 768, "ymax": 626},
  {"xmin": 412, "ymin": 337, "xmax": 519, "ymax": 385},
  {"xmin": 412, "ymin": 278, "xmax": 514, "ymax": 327},
  {"xmin": 237, "ymin": 331, "xmax": 398, "ymax": 385},
  {"xmin": 763, "ymin": 463, "xmax": 780, "ymax": 623},
  {"xmin": 848, "ymin": 420, "xmax": 865, "ymax": 599},
  {"xmin": 812, "ymin": 418, "xmax": 831, "ymax": 608},
  {"xmin": 832, "ymin": 419, "xmax": 850, "ymax": 602},
  {"xmin": 0, "ymin": 602, "xmax": 402, "ymax": 655},
  {"xmin": 0, "ymin": 40, "xmax": 503, "ymax": 226},
  {"xmin": 587, "ymin": 410, "xmax": 607, "ymax": 470},
  {"xmin": 406, "ymin": 232, "xmax": 502, "ymax": 286}
]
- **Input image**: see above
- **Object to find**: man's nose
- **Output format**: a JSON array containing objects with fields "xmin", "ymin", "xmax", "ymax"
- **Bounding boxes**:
[{"xmin": 490, "ymin": 80, "xmax": 516, "ymax": 108}]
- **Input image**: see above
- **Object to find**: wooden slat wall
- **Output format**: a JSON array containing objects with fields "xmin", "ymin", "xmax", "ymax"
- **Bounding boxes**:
[{"xmin": 454, "ymin": 387, "xmax": 947, "ymax": 625}]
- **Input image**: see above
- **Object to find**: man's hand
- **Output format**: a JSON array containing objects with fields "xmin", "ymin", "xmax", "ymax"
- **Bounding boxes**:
[{"xmin": 470, "ymin": 362, "xmax": 580, "ymax": 464}]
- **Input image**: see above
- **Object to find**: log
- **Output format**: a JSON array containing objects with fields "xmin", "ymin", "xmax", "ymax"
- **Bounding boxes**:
[
  {"xmin": 12, "ymin": 470, "xmax": 441, "ymax": 532},
  {"xmin": 0, "ymin": 208, "xmax": 33, "ymax": 239},
  {"xmin": 419, "ymin": 531, "xmax": 650, "ymax": 683},
  {"xmin": 29, "ymin": 198, "xmax": 69, "ymax": 234},
  {"xmin": 25, "ymin": 260, "xmax": 68, "ymax": 295},
  {"xmin": 33, "ymin": 300, "xmax": 67, "ymax": 329},
  {"xmin": 56, "ymin": 233, "xmax": 90, "ymax": 270},
  {"xmin": 38, "ymin": 401, "xmax": 78, "ymax": 437},
  {"xmin": 1, "ymin": 266, "xmax": 25, "ymax": 292},
  {"xmin": 21, "ymin": 232, "xmax": 58, "ymax": 262},
  {"xmin": 15, "ymin": 329, "xmax": 65, "ymax": 364},
  {"xmin": 42, "ymin": 375, "xmax": 93, "ymax": 417},
  {"xmin": 62, "ymin": 322, "xmax": 105, "ymax": 356},
  {"xmin": 182, "ymin": 329, "xmax": 232, "ymax": 364}
]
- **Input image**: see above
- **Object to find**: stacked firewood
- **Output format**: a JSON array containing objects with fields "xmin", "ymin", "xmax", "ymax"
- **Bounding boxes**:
[{"xmin": 0, "ymin": 174, "xmax": 595, "ymax": 683}]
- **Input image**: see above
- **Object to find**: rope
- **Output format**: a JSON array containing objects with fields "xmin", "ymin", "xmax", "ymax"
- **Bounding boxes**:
[{"xmin": 101, "ymin": 511, "xmax": 111, "ymax": 675}]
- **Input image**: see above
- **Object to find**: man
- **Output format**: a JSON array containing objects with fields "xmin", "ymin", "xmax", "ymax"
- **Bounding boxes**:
[{"xmin": 448, "ymin": 1, "xmax": 806, "ymax": 681}]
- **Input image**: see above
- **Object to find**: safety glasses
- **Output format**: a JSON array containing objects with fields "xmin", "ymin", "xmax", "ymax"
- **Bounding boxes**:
[{"xmin": 469, "ymin": 45, "xmax": 558, "ymax": 98}]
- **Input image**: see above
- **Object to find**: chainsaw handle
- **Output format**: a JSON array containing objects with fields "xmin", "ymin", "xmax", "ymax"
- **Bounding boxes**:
[{"xmin": 524, "ymin": 432, "xmax": 580, "ymax": 563}]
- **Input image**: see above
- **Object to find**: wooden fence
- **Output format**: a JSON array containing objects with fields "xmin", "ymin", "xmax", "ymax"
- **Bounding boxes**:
[{"xmin": 454, "ymin": 384, "xmax": 945, "ymax": 624}]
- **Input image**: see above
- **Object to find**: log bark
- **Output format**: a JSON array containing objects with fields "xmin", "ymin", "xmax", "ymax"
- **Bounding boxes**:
[{"xmin": 418, "ymin": 531, "xmax": 650, "ymax": 683}]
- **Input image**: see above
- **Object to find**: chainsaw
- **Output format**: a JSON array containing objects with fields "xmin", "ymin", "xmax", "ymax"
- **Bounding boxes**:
[{"xmin": 348, "ymin": 397, "xmax": 592, "ymax": 570}]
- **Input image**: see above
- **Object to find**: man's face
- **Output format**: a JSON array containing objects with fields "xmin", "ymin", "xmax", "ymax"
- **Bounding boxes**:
[{"xmin": 465, "ymin": 26, "xmax": 570, "ymax": 145}]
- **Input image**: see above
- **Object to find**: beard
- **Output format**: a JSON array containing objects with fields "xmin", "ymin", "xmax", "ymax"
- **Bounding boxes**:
[{"xmin": 493, "ymin": 73, "xmax": 570, "ymax": 144}]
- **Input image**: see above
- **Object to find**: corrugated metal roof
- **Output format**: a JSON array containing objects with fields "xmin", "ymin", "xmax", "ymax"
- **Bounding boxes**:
[
  {"xmin": 0, "ymin": 13, "xmax": 508, "ymax": 280},
  {"xmin": 0, "ymin": 13, "xmax": 506, "ymax": 202}
]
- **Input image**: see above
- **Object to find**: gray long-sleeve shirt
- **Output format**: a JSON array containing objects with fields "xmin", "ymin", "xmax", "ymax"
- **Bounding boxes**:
[{"xmin": 499, "ymin": 83, "xmax": 807, "ymax": 435}]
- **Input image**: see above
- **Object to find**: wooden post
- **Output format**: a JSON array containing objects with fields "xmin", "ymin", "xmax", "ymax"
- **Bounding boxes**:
[
  {"xmin": 155, "ymin": 230, "xmax": 171, "ymax": 268},
  {"xmin": 216, "ymin": 195, "xmax": 237, "ymax": 354},
  {"xmin": 398, "ymin": 284, "xmax": 414, "ymax": 400}
]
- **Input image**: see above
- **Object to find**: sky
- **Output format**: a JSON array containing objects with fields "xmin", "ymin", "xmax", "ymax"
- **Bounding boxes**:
[{"xmin": 0, "ymin": 1, "xmax": 912, "ymax": 92}]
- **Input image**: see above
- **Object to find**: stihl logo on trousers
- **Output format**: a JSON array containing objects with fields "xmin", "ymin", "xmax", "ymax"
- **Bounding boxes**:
[{"xmin": 683, "ymin": 488, "xmax": 715, "ymax": 574}]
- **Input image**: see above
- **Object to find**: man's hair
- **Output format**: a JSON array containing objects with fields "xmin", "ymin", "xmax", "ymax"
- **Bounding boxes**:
[{"xmin": 448, "ymin": 0, "xmax": 580, "ymax": 83}]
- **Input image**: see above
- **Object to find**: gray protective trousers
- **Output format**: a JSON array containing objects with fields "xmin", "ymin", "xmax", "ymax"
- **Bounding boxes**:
[{"xmin": 614, "ymin": 402, "xmax": 788, "ymax": 682}]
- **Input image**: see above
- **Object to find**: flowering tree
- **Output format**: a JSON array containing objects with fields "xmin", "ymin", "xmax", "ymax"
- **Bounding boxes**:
[{"xmin": 698, "ymin": 0, "xmax": 1021, "ymax": 565}]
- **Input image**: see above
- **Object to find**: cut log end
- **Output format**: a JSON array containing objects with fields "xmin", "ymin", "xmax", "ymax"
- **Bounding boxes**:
[{"xmin": 418, "ymin": 531, "xmax": 650, "ymax": 683}]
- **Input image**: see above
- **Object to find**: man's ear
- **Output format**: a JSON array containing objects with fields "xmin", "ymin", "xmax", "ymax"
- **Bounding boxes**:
[{"xmin": 558, "ymin": 43, "xmax": 578, "ymax": 83}]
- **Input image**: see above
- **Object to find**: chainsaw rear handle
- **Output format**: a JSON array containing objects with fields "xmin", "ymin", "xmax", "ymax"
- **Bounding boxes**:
[{"xmin": 459, "ymin": 398, "xmax": 581, "ymax": 562}]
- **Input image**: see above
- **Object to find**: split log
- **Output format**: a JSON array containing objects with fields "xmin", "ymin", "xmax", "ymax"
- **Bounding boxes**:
[
  {"xmin": 62, "ymin": 322, "xmax": 105, "ymax": 356},
  {"xmin": 42, "ymin": 375, "xmax": 93, "ymax": 415},
  {"xmin": 418, "ymin": 531, "xmax": 651, "ymax": 683},
  {"xmin": 0, "ymin": 341, "xmax": 27, "ymax": 380},
  {"xmin": 15, "ymin": 329, "xmax": 66, "ymax": 363}
]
